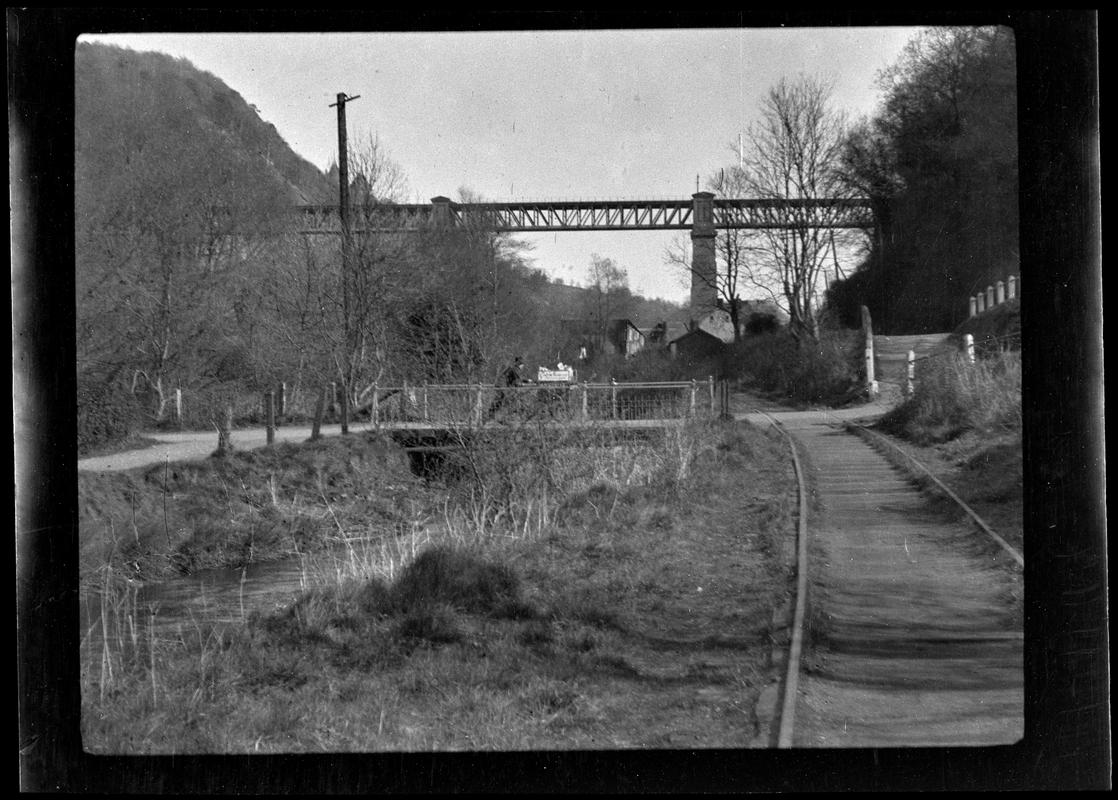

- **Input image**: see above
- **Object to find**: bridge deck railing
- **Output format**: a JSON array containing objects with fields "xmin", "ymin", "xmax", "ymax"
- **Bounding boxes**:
[{"xmin": 361, "ymin": 380, "xmax": 717, "ymax": 427}]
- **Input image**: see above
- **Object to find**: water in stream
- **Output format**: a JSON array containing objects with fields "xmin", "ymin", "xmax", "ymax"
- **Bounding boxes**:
[{"xmin": 80, "ymin": 545, "xmax": 363, "ymax": 650}]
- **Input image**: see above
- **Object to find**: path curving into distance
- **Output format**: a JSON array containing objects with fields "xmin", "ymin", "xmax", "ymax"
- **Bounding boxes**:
[{"xmin": 744, "ymin": 405, "xmax": 1023, "ymax": 747}]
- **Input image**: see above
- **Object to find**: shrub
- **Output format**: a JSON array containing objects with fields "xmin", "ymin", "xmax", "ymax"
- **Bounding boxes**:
[
  {"xmin": 726, "ymin": 330, "xmax": 860, "ymax": 405},
  {"xmin": 77, "ymin": 379, "xmax": 143, "ymax": 454}
]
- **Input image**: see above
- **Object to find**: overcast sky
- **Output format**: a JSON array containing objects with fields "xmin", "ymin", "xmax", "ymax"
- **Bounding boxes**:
[{"xmin": 80, "ymin": 27, "xmax": 923, "ymax": 303}]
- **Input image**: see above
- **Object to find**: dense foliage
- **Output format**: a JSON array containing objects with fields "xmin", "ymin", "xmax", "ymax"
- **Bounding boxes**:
[{"xmin": 829, "ymin": 27, "xmax": 1018, "ymax": 334}]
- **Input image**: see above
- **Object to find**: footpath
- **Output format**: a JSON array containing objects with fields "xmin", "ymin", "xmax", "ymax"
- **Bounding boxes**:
[{"xmin": 741, "ymin": 403, "xmax": 1023, "ymax": 747}]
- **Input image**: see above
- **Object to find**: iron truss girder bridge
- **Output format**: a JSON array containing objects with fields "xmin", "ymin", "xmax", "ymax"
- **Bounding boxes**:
[{"xmin": 296, "ymin": 196, "xmax": 875, "ymax": 235}]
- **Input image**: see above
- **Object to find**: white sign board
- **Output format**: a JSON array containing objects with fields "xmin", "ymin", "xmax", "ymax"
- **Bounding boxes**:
[{"xmin": 537, "ymin": 367, "xmax": 575, "ymax": 383}]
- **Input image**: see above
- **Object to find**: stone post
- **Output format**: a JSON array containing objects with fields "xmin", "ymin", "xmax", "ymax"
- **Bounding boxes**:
[
  {"xmin": 986, "ymin": 285, "xmax": 995, "ymax": 310},
  {"xmin": 996, "ymin": 280, "xmax": 1006, "ymax": 305},
  {"xmin": 976, "ymin": 292, "xmax": 986, "ymax": 314},
  {"xmin": 861, "ymin": 305, "xmax": 878, "ymax": 397},
  {"xmin": 969, "ymin": 296, "xmax": 977, "ymax": 318},
  {"xmin": 964, "ymin": 334, "xmax": 976, "ymax": 365},
  {"xmin": 431, "ymin": 196, "xmax": 453, "ymax": 228},
  {"xmin": 906, "ymin": 351, "xmax": 916, "ymax": 397},
  {"xmin": 1007, "ymin": 274, "xmax": 1017, "ymax": 300}
]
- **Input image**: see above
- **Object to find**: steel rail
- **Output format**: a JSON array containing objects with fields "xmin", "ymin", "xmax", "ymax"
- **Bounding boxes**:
[
  {"xmin": 848, "ymin": 423, "xmax": 1024, "ymax": 569},
  {"xmin": 754, "ymin": 410, "xmax": 810, "ymax": 749}
]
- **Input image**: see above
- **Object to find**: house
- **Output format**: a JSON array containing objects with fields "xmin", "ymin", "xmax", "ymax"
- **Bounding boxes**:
[
  {"xmin": 558, "ymin": 318, "xmax": 647, "ymax": 361},
  {"xmin": 668, "ymin": 327, "xmax": 725, "ymax": 363}
]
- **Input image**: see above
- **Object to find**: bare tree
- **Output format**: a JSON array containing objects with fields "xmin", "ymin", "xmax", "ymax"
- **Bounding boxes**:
[
  {"xmin": 585, "ymin": 254, "xmax": 631, "ymax": 352},
  {"xmin": 741, "ymin": 77, "xmax": 857, "ymax": 341}
]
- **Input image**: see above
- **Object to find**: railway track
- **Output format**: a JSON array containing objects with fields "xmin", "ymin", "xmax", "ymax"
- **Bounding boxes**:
[{"xmin": 754, "ymin": 409, "xmax": 1023, "ymax": 748}]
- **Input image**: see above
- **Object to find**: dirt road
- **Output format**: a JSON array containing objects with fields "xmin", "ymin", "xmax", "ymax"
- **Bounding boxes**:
[{"xmin": 77, "ymin": 422, "xmax": 364, "ymax": 472}]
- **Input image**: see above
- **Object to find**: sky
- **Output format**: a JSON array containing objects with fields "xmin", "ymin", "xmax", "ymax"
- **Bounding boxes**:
[{"xmin": 79, "ymin": 27, "xmax": 923, "ymax": 304}]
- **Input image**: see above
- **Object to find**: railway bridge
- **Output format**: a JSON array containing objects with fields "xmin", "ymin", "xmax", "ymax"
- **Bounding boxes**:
[{"xmin": 297, "ymin": 193, "xmax": 875, "ymax": 315}]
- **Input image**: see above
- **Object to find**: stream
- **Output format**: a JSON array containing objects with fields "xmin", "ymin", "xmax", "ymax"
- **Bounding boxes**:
[{"xmin": 80, "ymin": 544, "xmax": 371, "ymax": 651}]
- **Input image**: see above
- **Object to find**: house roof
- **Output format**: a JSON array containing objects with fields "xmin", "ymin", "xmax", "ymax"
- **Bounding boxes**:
[{"xmin": 668, "ymin": 327, "xmax": 723, "ymax": 346}]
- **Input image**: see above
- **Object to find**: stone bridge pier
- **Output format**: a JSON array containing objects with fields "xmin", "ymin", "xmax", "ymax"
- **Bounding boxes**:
[{"xmin": 689, "ymin": 191, "xmax": 718, "ymax": 322}]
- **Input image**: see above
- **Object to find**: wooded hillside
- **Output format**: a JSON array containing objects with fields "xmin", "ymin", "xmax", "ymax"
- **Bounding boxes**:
[{"xmin": 827, "ymin": 27, "xmax": 1018, "ymax": 334}]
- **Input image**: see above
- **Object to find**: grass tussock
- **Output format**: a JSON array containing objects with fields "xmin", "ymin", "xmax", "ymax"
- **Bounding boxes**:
[{"xmin": 82, "ymin": 420, "xmax": 796, "ymax": 753}]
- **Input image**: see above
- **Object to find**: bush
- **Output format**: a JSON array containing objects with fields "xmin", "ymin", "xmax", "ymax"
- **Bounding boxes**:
[
  {"xmin": 77, "ymin": 379, "xmax": 143, "ymax": 454},
  {"xmin": 726, "ymin": 329, "xmax": 860, "ymax": 405}
]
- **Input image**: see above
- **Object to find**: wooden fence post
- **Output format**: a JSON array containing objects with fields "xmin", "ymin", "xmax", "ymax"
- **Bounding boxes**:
[
  {"xmin": 340, "ymin": 383, "xmax": 349, "ymax": 435},
  {"xmin": 473, "ymin": 383, "xmax": 483, "ymax": 426},
  {"xmin": 173, "ymin": 388, "xmax": 182, "ymax": 429},
  {"xmin": 216, "ymin": 404, "xmax": 234, "ymax": 456},
  {"xmin": 330, "ymin": 382, "xmax": 338, "ymax": 420},
  {"xmin": 610, "ymin": 378, "xmax": 618, "ymax": 419},
  {"xmin": 371, "ymin": 383, "xmax": 380, "ymax": 429},
  {"xmin": 580, "ymin": 381, "xmax": 589, "ymax": 422},
  {"xmin": 265, "ymin": 390, "xmax": 276, "ymax": 445},
  {"xmin": 422, "ymin": 382, "xmax": 429, "ymax": 422},
  {"xmin": 689, "ymin": 379, "xmax": 697, "ymax": 417},
  {"xmin": 310, "ymin": 384, "xmax": 326, "ymax": 441},
  {"xmin": 861, "ymin": 305, "xmax": 878, "ymax": 398},
  {"xmin": 905, "ymin": 350, "xmax": 915, "ymax": 397},
  {"xmin": 277, "ymin": 382, "xmax": 286, "ymax": 420},
  {"xmin": 964, "ymin": 333, "xmax": 976, "ymax": 365},
  {"xmin": 708, "ymin": 375, "xmax": 715, "ymax": 417}
]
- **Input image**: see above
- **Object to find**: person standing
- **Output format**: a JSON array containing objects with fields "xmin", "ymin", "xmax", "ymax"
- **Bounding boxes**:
[{"xmin": 488, "ymin": 356, "xmax": 526, "ymax": 419}]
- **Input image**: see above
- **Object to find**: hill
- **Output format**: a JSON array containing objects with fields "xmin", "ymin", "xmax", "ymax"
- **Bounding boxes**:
[{"xmin": 75, "ymin": 42, "xmax": 333, "ymax": 217}]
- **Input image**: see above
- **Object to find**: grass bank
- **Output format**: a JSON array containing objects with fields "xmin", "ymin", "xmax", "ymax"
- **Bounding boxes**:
[
  {"xmin": 81, "ymin": 420, "xmax": 797, "ymax": 753},
  {"xmin": 78, "ymin": 432, "xmax": 438, "ymax": 585},
  {"xmin": 872, "ymin": 349, "xmax": 1022, "ymax": 553}
]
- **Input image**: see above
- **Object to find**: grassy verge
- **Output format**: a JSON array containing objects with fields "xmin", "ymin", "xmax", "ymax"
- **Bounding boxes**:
[
  {"xmin": 871, "ymin": 349, "xmax": 1023, "ymax": 554},
  {"xmin": 81, "ymin": 420, "xmax": 796, "ymax": 753}
]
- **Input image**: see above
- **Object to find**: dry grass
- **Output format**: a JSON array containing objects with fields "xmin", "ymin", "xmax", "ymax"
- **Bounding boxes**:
[{"xmin": 81, "ymin": 419, "xmax": 796, "ymax": 753}]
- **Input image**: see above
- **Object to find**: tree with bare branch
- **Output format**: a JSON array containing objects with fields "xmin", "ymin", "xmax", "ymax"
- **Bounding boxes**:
[{"xmin": 741, "ymin": 77, "xmax": 857, "ymax": 342}]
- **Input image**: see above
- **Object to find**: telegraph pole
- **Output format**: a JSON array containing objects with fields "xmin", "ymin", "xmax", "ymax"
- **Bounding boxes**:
[{"xmin": 330, "ymin": 92, "xmax": 359, "ymax": 433}]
